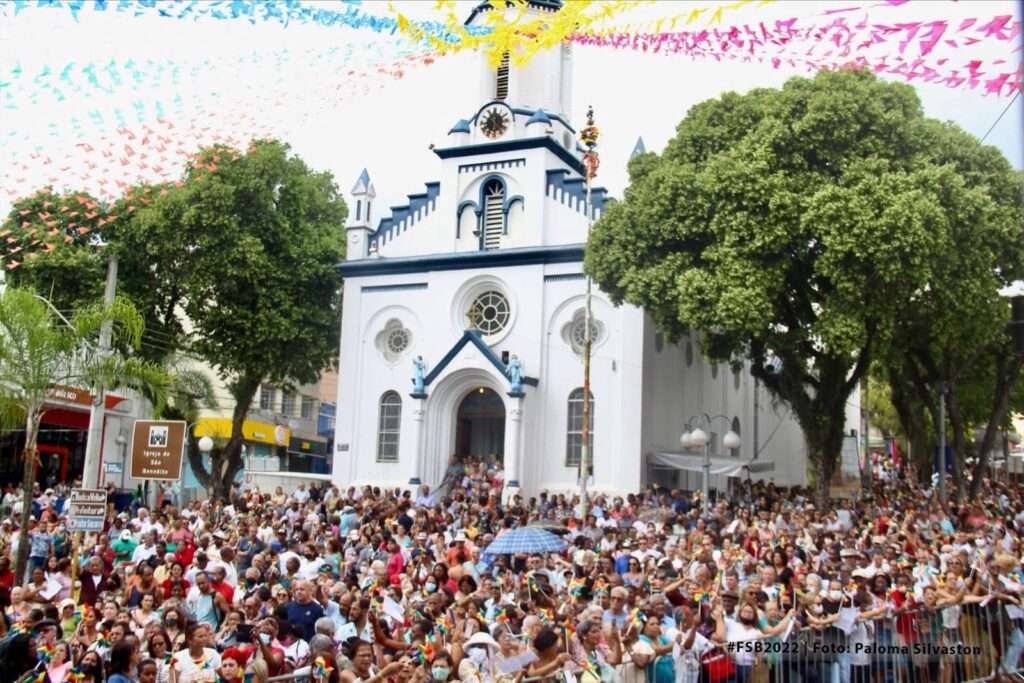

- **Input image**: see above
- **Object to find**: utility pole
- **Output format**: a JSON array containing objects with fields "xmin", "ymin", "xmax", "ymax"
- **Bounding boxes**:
[
  {"xmin": 752, "ymin": 376, "xmax": 759, "ymax": 460},
  {"xmin": 863, "ymin": 377, "xmax": 872, "ymax": 488},
  {"xmin": 82, "ymin": 253, "xmax": 118, "ymax": 489},
  {"xmin": 578, "ymin": 106, "xmax": 599, "ymax": 512},
  {"xmin": 938, "ymin": 381, "xmax": 947, "ymax": 505}
]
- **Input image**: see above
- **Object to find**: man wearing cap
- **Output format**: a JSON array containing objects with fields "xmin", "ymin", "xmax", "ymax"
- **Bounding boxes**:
[{"xmin": 112, "ymin": 528, "xmax": 138, "ymax": 567}]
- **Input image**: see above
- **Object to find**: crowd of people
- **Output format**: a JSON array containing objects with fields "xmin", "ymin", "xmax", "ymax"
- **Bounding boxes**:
[{"xmin": 0, "ymin": 457, "xmax": 1023, "ymax": 683}]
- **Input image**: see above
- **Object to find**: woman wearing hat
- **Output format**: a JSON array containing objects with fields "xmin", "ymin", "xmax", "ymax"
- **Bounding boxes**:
[
  {"xmin": 58, "ymin": 598, "xmax": 78, "ymax": 636},
  {"xmin": 459, "ymin": 631, "xmax": 500, "ymax": 683}
]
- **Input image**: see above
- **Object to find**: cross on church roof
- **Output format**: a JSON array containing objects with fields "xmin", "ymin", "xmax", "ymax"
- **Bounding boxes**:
[{"xmin": 466, "ymin": 305, "xmax": 483, "ymax": 329}]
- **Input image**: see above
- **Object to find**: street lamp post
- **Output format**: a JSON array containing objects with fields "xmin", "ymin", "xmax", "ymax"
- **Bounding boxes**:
[
  {"xmin": 115, "ymin": 432, "xmax": 128, "ymax": 491},
  {"xmin": 680, "ymin": 414, "xmax": 741, "ymax": 514}
]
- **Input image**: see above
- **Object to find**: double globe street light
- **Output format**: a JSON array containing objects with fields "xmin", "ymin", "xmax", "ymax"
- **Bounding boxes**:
[{"xmin": 680, "ymin": 414, "xmax": 742, "ymax": 514}]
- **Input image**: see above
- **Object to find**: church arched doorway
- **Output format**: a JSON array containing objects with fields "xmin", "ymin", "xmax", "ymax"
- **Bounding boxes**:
[{"xmin": 454, "ymin": 387, "xmax": 505, "ymax": 464}]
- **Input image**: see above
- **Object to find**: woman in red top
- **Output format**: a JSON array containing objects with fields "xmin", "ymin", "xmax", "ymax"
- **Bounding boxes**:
[{"xmin": 161, "ymin": 560, "xmax": 190, "ymax": 597}]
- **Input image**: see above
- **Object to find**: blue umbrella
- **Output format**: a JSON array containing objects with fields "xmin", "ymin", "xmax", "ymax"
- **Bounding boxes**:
[{"xmin": 481, "ymin": 527, "xmax": 567, "ymax": 556}]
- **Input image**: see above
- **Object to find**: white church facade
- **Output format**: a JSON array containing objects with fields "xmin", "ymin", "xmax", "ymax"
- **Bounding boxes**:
[{"xmin": 332, "ymin": 0, "xmax": 810, "ymax": 498}]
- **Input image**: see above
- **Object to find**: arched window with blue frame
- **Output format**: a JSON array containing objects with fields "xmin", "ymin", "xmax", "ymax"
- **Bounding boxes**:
[{"xmin": 480, "ymin": 178, "xmax": 505, "ymax": 251}]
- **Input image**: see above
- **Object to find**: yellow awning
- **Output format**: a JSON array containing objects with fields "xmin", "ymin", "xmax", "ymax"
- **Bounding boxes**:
[{"xmin": 195, "ymin": 417, "xmax": 290, "ymax": 446}]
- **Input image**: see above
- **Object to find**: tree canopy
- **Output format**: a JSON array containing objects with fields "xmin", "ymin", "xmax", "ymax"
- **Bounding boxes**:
[
  {"xmin": 586, "ymin": 68, "xmax": 1023, "ymax": 501},
  {"xmin": 0, "ymin": 188, "xmax": 110, "ymax": 313},
  {"xmin": 114, "ymin": 139, "xmax": 347, "ymax": 497}
]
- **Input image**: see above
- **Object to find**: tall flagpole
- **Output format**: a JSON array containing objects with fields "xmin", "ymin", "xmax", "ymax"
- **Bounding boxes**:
[{"xmin": 579, "ymin": 106, "xmax": 599, "ymax": 511}]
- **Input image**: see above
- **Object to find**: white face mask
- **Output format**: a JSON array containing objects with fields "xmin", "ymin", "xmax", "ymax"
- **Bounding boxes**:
[{"xmin": 468, "ymin": 648, "xmax": 488, "ymax": 666}]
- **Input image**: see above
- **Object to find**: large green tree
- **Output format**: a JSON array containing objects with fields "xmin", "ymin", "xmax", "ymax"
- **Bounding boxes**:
[
  {"xmin": 586, "ymin": 69, "xmax": 1016, "ymax": 503},
  {"xmin": 114, "ymin": 140, "xmax": 346, "ymax": 499},
  {"xmin": 0, "ymin": 288, "xmax": 168, "ymax": 580},
  {"xmin": 877, "ymin": 121, "xmax": 1023, "ymax": 498}
]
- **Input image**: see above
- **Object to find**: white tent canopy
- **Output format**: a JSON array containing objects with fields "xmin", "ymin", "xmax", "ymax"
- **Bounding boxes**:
[{"xmin": 649, "ymin": 452, "xmax": 775, "ymax": 478}]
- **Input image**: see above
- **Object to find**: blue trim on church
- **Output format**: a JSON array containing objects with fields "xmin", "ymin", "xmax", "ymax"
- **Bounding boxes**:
[
  {"xmin": 369, "ymin": 182, "xmax": 441, "ymax": 251},
  {"xmin": 466, "ymin": 103, "xmax": 575, "ymax": 135},
  {"xmin": 339, "ymin": 244, "xmax": 584, "ymax": 277},
  {"xmin": 459, "ymin": 158, "xmax": 525, "ymax": 174},
  {"xmin": 546, "ymin": 169, "xmax": 608, "ymax": 219},
  {"xmin": 417, "ymin": 330, "xmax": 539, "ymax": 397},
  {"xmin": 512, "ymin": 108, "xmax": 575, "ymax": 134},
  {"xmin": 435, "ymin": 137, "xmax": 585, "ymax": 176}
]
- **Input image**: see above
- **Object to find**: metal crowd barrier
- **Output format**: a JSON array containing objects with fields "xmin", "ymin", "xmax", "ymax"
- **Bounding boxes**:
[
  {"xmin": 264, "ymin": 603, "xmax": 1024, "ymax": 683},
  {"xmin": 712, "ymin": 604, "xmax": 1024, "ymax": 683}
]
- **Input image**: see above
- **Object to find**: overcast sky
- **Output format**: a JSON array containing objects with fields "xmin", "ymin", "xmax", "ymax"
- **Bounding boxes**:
[{"xmin": 1, "ymin": 0, "xmax": 1020, "ymax": 217}]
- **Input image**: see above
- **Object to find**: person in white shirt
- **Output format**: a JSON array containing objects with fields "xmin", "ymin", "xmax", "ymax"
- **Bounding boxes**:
[
  {"xmin": 137, "ymin": 508, "xmax": 165, "ymax": 537},
  {"xmin": 131, "ymin": 532, "xmax": 159, "ymax": 565},
  {"xmin": 292, "ymin": 484, "xmax": 310, "ymax": 504},
  {"xmin": 298, "ymin": 546, "xmax": 326, "ymax": 580},
  {"xmin": 712, "ymin": 599, "xmax": 794, "ymax": 680},
  {"xmin": 206, "ymin": 546, "xmax": 239, "ymax": 588},
  {"xmin": 169, "ymin": 622, "xmax": 221, "ymax": 683},
  {"xmin": 675, "ymin": 605, "xmax": 716, "ymax": 683}
]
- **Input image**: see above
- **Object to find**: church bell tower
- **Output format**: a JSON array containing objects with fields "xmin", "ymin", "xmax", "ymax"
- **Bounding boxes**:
[{"xmin": 465, "ymin": 0, "xmax": 572, "ymax": 120}]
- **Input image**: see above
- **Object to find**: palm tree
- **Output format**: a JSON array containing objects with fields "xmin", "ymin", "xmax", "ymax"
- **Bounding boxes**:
[{"xmin": 0, "ymin": 287, "xmax": 169, "ymax": 580}]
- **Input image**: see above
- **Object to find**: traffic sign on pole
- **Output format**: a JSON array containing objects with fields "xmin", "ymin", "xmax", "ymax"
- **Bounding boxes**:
[
  {"xmin": 67, "ymin": 488, "xmax": 107, "ymax": 532},
  {"xmin": 130, "ymin": 420, "xmax": 187, "ymax": 481}
]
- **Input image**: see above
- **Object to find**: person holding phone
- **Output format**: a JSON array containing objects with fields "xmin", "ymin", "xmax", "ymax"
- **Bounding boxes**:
[{"xmin": 253, "ymin": 617, "xmax": 287, "ymax": 677}]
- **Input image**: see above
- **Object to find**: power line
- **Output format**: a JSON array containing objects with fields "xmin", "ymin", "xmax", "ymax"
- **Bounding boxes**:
[{"xmin": 980, "ymin": 90, "xmax": 1021, "ymax": 144}]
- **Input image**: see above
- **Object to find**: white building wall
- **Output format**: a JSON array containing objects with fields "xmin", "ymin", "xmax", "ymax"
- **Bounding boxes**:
[
  {"xmin": 534, "ymin": 275, "xmax": 643, "ymax": 495},
  {"xmin": 639, "ymin": 321, "xmax": 809, "ymax": 489}
]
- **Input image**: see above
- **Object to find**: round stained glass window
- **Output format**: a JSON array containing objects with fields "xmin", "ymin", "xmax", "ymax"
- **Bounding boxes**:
[
  {"xmin": 469, "ymin": 291, "xmax": 510, "ymax": 336},
  {"xmin": 387, "ymin": 328, "xmax": 410, "ymax": 354},
  {"xmin": 571, "ymin": 318, "xmax": 602, "ymax": 351}
]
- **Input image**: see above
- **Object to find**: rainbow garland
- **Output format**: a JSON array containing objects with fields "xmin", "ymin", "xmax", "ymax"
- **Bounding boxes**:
[
  {"xmin": 414, "ymin": 641, "xmax": 436, "ymax": 665},
  {"xmin": 36, "ymin": 642, "xmax": 55, "ymax": 663},
  {"xmin": 313, "ymin": 656, "xmax": 335, "ymax": 681}
]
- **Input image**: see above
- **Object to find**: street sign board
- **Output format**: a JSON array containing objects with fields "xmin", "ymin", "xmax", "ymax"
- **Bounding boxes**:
[
  {"xmin": 130, "ymin": 419, "xmax": 186, "ymax": 481},
  {"xmin": 104, "ymin": 462, "xmax": 123, "ymax": 474},
  {"xmin": 68, "ymin": 488, "xmax": 107, "ymax": 532}
]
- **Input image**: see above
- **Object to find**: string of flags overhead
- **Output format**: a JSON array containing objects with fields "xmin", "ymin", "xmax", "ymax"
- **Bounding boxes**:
[{"xmin": 0, "ymin": 0, "xmax": 1020, "ymax": 238}]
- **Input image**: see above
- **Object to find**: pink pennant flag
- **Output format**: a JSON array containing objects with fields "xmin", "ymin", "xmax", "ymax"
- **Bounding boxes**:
[
  {"xmin": 824, "ymin": 6, "xmax": 859, "ymax": 15},
  {"xmin": 917, "ymin": 21, "xmax": 947, "ymax": 56},
  {"xmin": 984, "ymin": 72, "xmax": 1011, "ymax": 95},
  {"xmin": 976, "ymin": 15, "xmax": 1012, "ymax": 40}
]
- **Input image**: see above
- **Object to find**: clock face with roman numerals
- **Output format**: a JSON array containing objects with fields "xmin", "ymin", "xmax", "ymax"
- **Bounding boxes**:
[{"xmin": 479, "ymin": 108, "xmax": 510, "ymax": 139}]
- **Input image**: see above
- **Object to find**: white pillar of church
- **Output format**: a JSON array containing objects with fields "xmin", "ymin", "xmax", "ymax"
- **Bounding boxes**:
[
  {"xmin": 503, "ymin": 395, "xmax": 523, "ymax": 503},
  {"xmin": 409, "ymin": 397, "xmax": 426, "ymax": 487}
]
